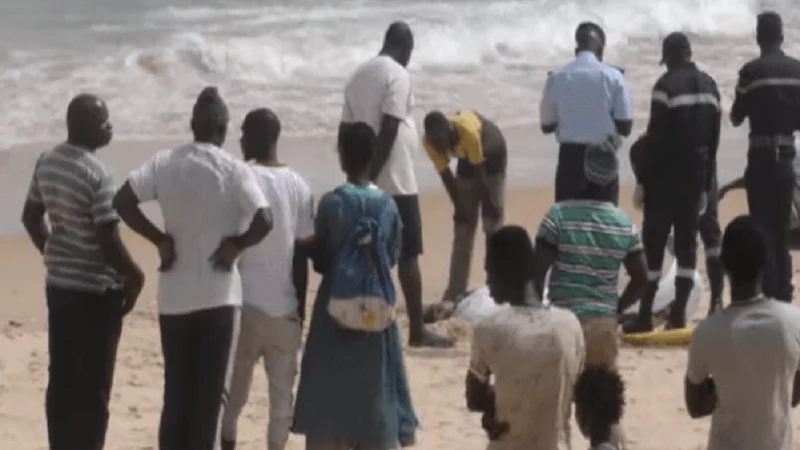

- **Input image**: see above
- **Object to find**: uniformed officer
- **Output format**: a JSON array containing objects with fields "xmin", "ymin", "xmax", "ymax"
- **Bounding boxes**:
[
  {"xmin": 539, "ymin": 21, "xmax": 632, "ymax": 204},
  {"xmin": 626, "ymin": 32, "xmax": 721, "ymax": 332},
  {"xmin": 629, "ymin": 134, "xmax": 725, "ymax": 318},
  {"xmin": 730, "ymin": 11, "xmax": 800, "ymax": 302}
]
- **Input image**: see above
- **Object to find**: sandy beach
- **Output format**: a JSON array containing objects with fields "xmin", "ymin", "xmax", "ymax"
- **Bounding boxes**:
[{"xmin": 3, "ymin": 166, "xmax": 800, "ymax": 450}]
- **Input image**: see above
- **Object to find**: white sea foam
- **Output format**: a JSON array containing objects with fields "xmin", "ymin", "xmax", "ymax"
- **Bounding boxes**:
[{"xmin": 0, "ymin": 0, "xmax": 796, "ymax": 148}]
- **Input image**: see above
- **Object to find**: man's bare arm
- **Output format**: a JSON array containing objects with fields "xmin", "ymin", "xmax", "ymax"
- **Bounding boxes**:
[
  {"xmin": 614, "ymin": 119, "xmax": 633, "ymax": 137},
  {"xmin": 684, "ymin": 377, "xmax": 717, "ymax": 418},
  {"xmin": 113, "ymin": 181, "xmax": 168, "ymax": 247},
  {"xmin": 21, "ymin": 200, "xmax": 49, "ymax": 255},
  {"xmin": 369, "ymin": 115, "xmax": 402, "ymax": 181},
  {"xmin": 619, "ymin": 250, "xmax": 647, "ymax": 313},
  {"xmin": 531, "ymin": 239, "xmax": 558, "ymax": 298}
]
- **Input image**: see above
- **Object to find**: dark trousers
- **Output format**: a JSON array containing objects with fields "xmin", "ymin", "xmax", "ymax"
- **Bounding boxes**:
[
  {"xmin": 556, "ymin": 143, "xmax": 619, "ymax": 205},
  {"xmin": 643, "ymin": 191, "xmax": 703, "ymax": 281},
  {"xmin": 699, "ymin": 173, "xmax": 725, "ymax": 304},
  {"xmin": 46, "ymin": 285, "xmax": 124, "ymax": 450},
  {"xmin": 159, "ymin": 305, "xmax": 240, "ymax": 450},
  {"xmin": 745, "ymin": 151, "xmax": 795, "ymax": 301}
]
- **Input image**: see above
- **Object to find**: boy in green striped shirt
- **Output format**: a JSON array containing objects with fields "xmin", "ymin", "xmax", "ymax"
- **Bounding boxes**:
[{"xmin": 532, "ymin": 140, "xmax": 647, "ymax": 448}]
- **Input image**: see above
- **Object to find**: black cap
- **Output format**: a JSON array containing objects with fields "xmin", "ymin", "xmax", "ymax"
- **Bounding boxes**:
[
  {"xmin": 660, "ymin": 32, "xmax": 691, "ymax": 65},
  {"xmin": 757, "ymin": 11, "xmax": 783, "ymax": 42}
]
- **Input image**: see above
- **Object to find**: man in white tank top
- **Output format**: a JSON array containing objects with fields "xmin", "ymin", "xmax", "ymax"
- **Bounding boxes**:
[{"xmin": 222, "ymin": 109, "xmax": 315, "ymax": 450}]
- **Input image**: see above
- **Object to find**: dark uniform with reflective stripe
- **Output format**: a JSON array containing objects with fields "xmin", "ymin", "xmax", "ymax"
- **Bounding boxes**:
[
  {"xmin": 639, "ymin": 60, "xmax": 721, "ymax": 324},
  {"xmin": 731, "ymin": 48, "xmax": 800, "ymax": 301},
  {"xmin": 630, "ymin": 134, "xmax": 724, "ymax": 312}
]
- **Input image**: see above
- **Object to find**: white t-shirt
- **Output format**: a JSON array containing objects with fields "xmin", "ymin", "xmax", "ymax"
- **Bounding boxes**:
[
  {"xmin": 127, "ymin": 142, "xmax": 269, "ymax": 315},
  {"xmin": 237, "ymin": 164, "xmax": 314, "ymax": 317},
  {"xmin": 687, "ymin": 298, "xmax": 800, "ymax": 450},
  {"xmin": 341, "ymin": 55, "xmax": 419, "ymax": 196}
]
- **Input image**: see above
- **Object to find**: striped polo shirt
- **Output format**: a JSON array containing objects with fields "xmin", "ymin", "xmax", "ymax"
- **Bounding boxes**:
[
  {"xmin": 26, "ymin": 143, "xmax": 120, "ymax": 293},
  {"xmin": 536, "ymin": 200, "xmax": 642, "ymax": 316}
]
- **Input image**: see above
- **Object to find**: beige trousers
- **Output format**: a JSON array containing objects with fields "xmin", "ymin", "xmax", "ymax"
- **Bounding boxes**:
[
  {"xmin": 221, "ymin": 304, "xmax": 303, "ymax": 450},
  {"xmin": 577, "ymin": 315, "xmax": 625, "ymax": 449}
]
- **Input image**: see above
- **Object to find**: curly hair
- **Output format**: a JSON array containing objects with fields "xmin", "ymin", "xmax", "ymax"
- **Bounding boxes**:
[{"xmin": 574, "ymin": 366, "xmax": 625, "ymax": 427}]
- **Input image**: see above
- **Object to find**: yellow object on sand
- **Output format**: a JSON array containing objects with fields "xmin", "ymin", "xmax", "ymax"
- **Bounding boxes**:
[{"xmin": 621, "ymin": 325, "xmax": 695, "ymax": 347}]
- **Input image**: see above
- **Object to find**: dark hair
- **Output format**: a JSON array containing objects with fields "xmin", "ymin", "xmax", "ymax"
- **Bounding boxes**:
[
  {"xmin": 192, "ymin": 86, "xmax": 229, "ymax": 141},
  {"xmin": 423, "ymin": 110, "xmax": 449, "ymax": 134},
  {"xmin": 757, "ymin": 11, "xmax": 783, "ymax": 46},
  {"xmin": 338, "ymin": 122, "xmax": 375, "ymax": 176},
  {"xmin": 721, "ymin": 215, "xmax": 766, "ymax": 284},
  {"xmin": 574, "ymin": 366, "xmax": 625, "ymax": 429},
  {"xmin": 486, "ymin": 225, "xmax": 534, "ymax": 282},
  {"xmin": 243, "ymin": 107, "xmax": 281, "ymax": 141},
  {"xmin": 575, "ymin": 21, "xmax": 606, "ymax": 47}
]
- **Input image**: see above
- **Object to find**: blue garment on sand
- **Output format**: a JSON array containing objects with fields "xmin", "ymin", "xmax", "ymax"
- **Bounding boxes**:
[
  {"xmin": 328, "ymin": 186, "xmax": 397, "ymax": 330},
  {"xmin": 292, "ymin": 183, "xmax": 419, "ymax": 447}
]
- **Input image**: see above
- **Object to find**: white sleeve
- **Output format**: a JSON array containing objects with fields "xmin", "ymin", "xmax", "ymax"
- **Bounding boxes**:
[
  {"xmin": 234, "ymin": 163, "xmax": 269, "ymax": 219},
  {"xmin": 295, "ymin": 177, "xmax": 315, "ymax": 240},
  {"xmin": 539, "ymin": 74, "xmax": 558, "ymax": 127},
  {"xmin": 381, "ymin": 69, "xmax": 411, "ymax": 120},
  {"xmin": 127, "ymin": 154, "xmax": 160, "ymax": 202}
]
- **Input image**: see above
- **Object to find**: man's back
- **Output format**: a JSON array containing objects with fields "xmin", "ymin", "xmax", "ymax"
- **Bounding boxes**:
[
  {"xmin": 688, "ymin": 299, "xmax": 800, "ymax": 450},
  {"xmin": 238, "ymin": 164, "xmax": 314, "ymax": 317},
  {"xmin": 30, "ymin": 143, "xmax": 119, "ymax": 292},
  {"xmin": 736, "ymin": 51, "xmax": 800, "ymax": 137},
  {"xmin": 542, "ymin": 52, "xmax": 630, "ymax": 145},
  {"xmin": 473, "ymin": 305, "xmax": 584, "ymax": 449},
  {"xmin": 536, "ymin": 200, "xmax": 642, "ymax": 316},
  {"xmin": 342, "ymin": 55, "xmax": 418, "ymax": 196},
  {"xmin": 128, "ymin": 142, "xmax": 262, "ymax": 314}
]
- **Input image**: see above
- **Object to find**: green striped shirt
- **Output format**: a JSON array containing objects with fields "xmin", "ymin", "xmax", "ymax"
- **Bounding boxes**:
[{"xmin": 536, "ymin": 200, "xmax": 642, "ymax": 316}]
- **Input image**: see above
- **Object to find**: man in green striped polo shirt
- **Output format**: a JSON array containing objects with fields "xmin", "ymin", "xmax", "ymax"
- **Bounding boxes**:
[{"xmin": 532, "ymin": 139, "xmax": 647, "ymax": 448}]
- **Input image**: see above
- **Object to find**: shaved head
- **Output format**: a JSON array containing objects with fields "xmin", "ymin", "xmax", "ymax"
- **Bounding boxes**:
[
  {"xmin": 66, "ymin": 93, "xmax": 112, "ymax": 150},
  {"xmin": 575, "ymin": 21, "xmax": 605, "ymax": 58},
  {"xmin": 381, "ymin": 21, "xmax": 414, "ymax": 67}
]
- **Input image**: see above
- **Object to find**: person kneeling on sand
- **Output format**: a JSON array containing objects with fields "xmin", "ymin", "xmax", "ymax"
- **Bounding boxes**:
[
  {"xmin": 221, "ymin": 109, "xmax": 315, "ymax": 450},
  {"xmin": 531, "ymin": 141, "xmax": 647, "ymax": 449},
  {"xmin": 574, "ymin": 366, "xmax": 626, "ymax": 450},
  {"xmin": 685, "ymin": 215, "xmax": 800, "ymax": 450},
  {"xmin": 466, "ymin": 225, "xmax": 584, "ymax": 450},
  {"xmin": 420, "ymin": 110, "xmax": 507, "ymax": 322}
]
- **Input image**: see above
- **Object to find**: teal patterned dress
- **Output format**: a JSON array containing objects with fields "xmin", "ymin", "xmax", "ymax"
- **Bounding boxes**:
[{"xmin": 292, "ymin": 183, "xmax": 419, "ymax": 448}]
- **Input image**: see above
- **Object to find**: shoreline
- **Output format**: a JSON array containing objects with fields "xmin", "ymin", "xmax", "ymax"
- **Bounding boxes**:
[{"xmin": 0, "ymin": 122, "xmax": 752, "ymax": 236}]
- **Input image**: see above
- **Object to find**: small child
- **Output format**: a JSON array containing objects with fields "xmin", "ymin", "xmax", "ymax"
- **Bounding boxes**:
[{"xmin": 574, "ymin": 366, "xmax": 626, "ymax": 450}]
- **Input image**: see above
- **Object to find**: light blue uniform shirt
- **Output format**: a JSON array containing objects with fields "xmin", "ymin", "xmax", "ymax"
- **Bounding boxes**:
[{"xmin": 540, "ymin": 51, "xmax": 632, "ymax": 145}]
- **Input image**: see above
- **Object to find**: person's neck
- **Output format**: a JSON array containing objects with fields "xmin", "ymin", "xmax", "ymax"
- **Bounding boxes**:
[
  {"xmin": 503, "ymin": 285, "xmax": 531, "ymax": 306},
  {"xmin": 66, "ymin": 139, "xmax": 95, "ymax": 153},
  {"xmin": 666, "ymin": 60, "xmax": 692, "ymax": 71},
  {"xmin": 730, "ymin": 281, "xmax": 761, "ymax": 303},
  {"xmin": 253, "ymin": 150, "xmax": 280, "ymax": 166},
  {"xmin": 194, "ymin": 137, "xmax": 221, "ymax": 147},
  {"xmin": 346, "ymin": 173, "xmax": 371, "ymax": 186},
  {"xmin": 760, "ymin": 44, "xmax": 782, "ymax": 56},
  {"xmin": 379, "ymin": 48, "xmax": 399, "ymax": 63},
  {"xmin": 589, "ymin": 423, "xmax": 613, "ymax": 447}
]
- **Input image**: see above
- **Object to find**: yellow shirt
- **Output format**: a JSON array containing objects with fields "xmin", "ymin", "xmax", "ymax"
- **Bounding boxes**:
[{"xmin": 424, "ymin": 110, "xmax": 484, "ymax": 173}]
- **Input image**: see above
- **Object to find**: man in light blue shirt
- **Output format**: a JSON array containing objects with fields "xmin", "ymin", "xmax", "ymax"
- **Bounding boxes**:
[{"xmin": 540, "ymin": 22, "xmax": 633, "ymax": 204}]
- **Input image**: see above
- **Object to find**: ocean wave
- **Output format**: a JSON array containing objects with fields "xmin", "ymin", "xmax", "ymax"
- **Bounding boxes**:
[{"xmin": 0, "ymin": 0, "xmax": 796, "ymax": 149}]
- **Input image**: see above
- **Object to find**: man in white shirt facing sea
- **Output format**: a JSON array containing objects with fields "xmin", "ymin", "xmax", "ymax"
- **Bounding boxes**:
[
  {"xmin": 539, "ymin": 21, "xmax": 632, "ymax": 204},
  {"xmin": 340, "ymin": 21, "xmax": 452, "ymax": 347},
  {"xmin": 113, "ymin": 87, "xmax": 273, "ymax": 450},
  {"xmin": 221, "ymin": 108, "xmax": 315, "ymax": 450}
]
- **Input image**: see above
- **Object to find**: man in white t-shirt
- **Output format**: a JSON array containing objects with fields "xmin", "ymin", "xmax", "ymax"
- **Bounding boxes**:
[
  {"xmin": 685, "ymin": 215, "xmax": 800, "ymax": 450},
  {"xmin": 221, "ymin": 109, "xmax": 314, "ymax": 450},
  {"xmin": 113, "ymin": 87, "xmax": 272, "ymax": 450},
  {"xmin": 340, "ymin": 21, "xmax": 452, "ymax": 347}
]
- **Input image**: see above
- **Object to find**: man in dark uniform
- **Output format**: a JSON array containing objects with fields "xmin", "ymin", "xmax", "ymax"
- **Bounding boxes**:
[
  {"xmin": 730, "ymin": 11, "xmax": 800, "ymax": 303},
  {"xmin": 626, "ymin": 32, "xmax": 721, "ymax": 332},
  {"xmin": 629, "ymin": 134, "xmax": 725, "ymax": 318}
]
